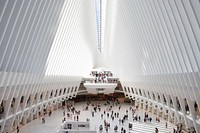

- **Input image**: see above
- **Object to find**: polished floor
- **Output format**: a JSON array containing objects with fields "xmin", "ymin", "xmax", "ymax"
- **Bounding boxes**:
[{"xmin": 16, "ymin": 101, "xmax": 176, "ymax": 133}]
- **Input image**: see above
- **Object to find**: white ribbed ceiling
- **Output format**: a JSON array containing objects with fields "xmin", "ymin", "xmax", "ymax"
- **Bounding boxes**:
[
  {"xmin": 45, "ymin": 0, "xmax": 109, "ymax": 76},
  {"xmin": 45, "ymin": 0, "xmax": 97, "ymax": 76},
  {"xmin": 103, "ymin": 0, "xmax": 200, "ymax": 81},
  {"xmin": 44, "ymin": 0, "xmax": 200, "ymax": 81},
  {"xmin": 1, "ymin": 0, "xmax": 198, "ymax": 80}
]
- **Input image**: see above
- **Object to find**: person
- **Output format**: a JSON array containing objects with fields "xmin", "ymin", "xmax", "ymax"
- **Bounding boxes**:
[
  {"xmin": 92, "ymin": 111, "xmax": 94, "ymax": 117},
  {"xmin": 158, "ymin": 118, "xmax": 160, "ymax": 123},
  {"xmin": 123, "ymin": 129, "xmax": 126, "ymax": 133},
  {"xmin": 101, "ymin": 114, "xmax": 103, "ymax": 119},
  {"xmin": 119, "ymin": 119, "xmax": 121, "ymax": 124},
  {"xmin": 77, "ymin": 115, "xmax": 79, "ymax": 121},
  {"xmin": 105, "ymin": 126, "xmax": 108, "ymax": 132},
  {"xmin": 49, "ymin": 111, "xmax": 52, "ymax": 116},
  {"xmin": 99, "ymin": 125, "xmax": 103, "ymax": 131},
  {"xmin": 112, "ymin": 116, "xmax": 114, "ymax": 121},
  {"xmin": 173, "ymin": 128, "xmax": 176, "ymax": 133},
  {"xmin": 149, "ymin": 117, "xmax": 152, "ymax": 122},
  {"xmin": 107, "ymin": 123, "xmax": 110, "ymax": 128},
  {"xmin": 17, "ymin": 125, "xmax": 19, "ymax": 133},
  {"xmin": 42, "ymin": 117, "xmax": 45, "ymax": 123},
  {"xmin": 117, "ymin": 112, "xmax": 119, "ymax": 118},
  {"xmin": 155, "ymin": 127, "xmax": 158, "ymax": 133},
  {"xmin": 121, "ymin": 127, "xmax": 123, "ymax": 133},
  {"xmin": 165, "ymin": 121, "xmax": 168, "ymax": 128},
  {"xmin": 114, "ymin": 125, "xmax": 118, "ymax": 131},
  {"xmin": 129, "ymin": 123, "xmax": 133, "ymax": 129},
  {"xmin": 135, "ymin": 116, "xmax": 138, "ymax": 121}
]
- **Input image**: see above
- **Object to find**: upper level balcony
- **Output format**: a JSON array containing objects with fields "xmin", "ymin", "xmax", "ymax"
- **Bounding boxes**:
[{"xmin": 83, "ymin": 68, "xmax": 119, "ymax": 94}]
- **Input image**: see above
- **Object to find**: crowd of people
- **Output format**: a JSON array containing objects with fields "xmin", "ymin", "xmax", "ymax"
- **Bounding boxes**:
[
  {"xmin": 38, "ymin": 99, "xmax": 187, "ymax": 133},
  {"xmin": 61, "ymin": 104, "xmax": 81, "ymax": 123},
  {"xmin": 59, "ymin": 100, "xmax": 177, "ymax": 133},
  {"xmin": 89, "ymin": 71, "xmax": 117, "ymax": 83},
  {"xmin": 88, "ymin": 100, "xmax": 129, "ymax": 133}
]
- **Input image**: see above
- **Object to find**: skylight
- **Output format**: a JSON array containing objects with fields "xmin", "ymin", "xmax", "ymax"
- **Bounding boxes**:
[{"xmin": 95, "ymin": 0, "xmax": 102, "ymax": 52}]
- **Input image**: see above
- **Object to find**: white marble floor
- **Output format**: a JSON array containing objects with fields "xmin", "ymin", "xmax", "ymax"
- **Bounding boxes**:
[{"xmin": 16, "ymin": 101, "xmax": 176, "ymax": 133}]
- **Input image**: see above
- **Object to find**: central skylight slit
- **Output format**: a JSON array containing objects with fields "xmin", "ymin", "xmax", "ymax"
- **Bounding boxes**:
[{"xmin": 95, "ymin": 0, "xmax": 102, "ymax": 52}]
